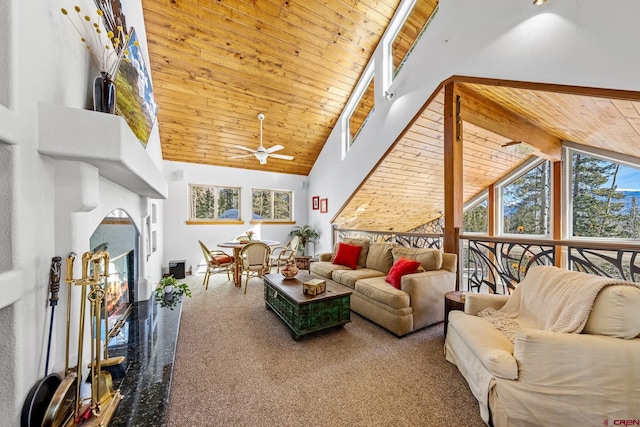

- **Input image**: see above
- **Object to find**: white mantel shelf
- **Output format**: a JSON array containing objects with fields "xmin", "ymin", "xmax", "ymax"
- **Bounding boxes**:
[{"xmin": 37, "ymin": 103, "xmax": 168, "ymax": 199}]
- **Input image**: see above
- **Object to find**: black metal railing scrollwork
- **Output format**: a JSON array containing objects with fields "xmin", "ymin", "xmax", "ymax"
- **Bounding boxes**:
[
  {"xmin": 463, "ymin": 238, "xmax": 555, "ymax": 294},
  {"xmin": 461, "ymin": 236, "xmax": 640, "ymax": 294},
  {"xmin": 568, "ymin": 245, "xmax": 640, "ymax": 283}
]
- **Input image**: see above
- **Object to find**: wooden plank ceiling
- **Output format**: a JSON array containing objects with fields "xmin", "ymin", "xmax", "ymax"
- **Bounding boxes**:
[
  {"xmin": 142, "ymin": 0, "xmax": 405, "ymax": 175},
  {"xmin": 141, "ymin": 1, "xmax": 640, "ymax": 232},
  {"xmin": 335, "ymin": 82, "xmax": 640, "ymax": 231}
]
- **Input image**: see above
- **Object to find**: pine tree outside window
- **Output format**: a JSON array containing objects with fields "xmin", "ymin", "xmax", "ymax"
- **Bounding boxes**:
[
  {"xmin": 464, "ymin": 197, "xmax": 488, "ymax": 233},
  {"xmin": 251, "ymin": 188, "xmax": 292, "ymax": 221},
  {"xmin": 189, "ymin": 184, "xmax": 240, "ymax": 221},
  {"xmin": 501, "ymin": 160, "xmax": 551, "ymax": 236},
  {"xmin": 569, "ymin": 150, "xmax": 640, "ymax": 239}
]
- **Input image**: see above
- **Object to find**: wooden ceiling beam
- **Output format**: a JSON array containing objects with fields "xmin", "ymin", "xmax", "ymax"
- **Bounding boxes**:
[{"xmin": 457, "ymin": 84, "xmax": 562, "ymax": 161}]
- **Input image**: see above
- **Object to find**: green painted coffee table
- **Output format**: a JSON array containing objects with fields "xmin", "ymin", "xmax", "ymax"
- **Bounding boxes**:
[{"xmin": 263, "ymin": 272, "xmax": 351, "ymax": 340}]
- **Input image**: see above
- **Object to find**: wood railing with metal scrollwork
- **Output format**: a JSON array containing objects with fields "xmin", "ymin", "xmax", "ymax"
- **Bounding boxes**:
[
  {"xmin": 567, "ymin": 243, "xmax": 640, "ymax": 283},
  {"xmin": 331, "ymin": 228, "xmax": 640, "ymax": 295},
  {"xmin": 461, "ymin": 236, "xmax": 555, "ymax": 294},
  {"xmin": 461, "ymin": 235, "xmax": 640, "ymax": 294}
]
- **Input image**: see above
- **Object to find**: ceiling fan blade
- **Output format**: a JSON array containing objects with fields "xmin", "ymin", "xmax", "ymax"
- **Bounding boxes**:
[
  {"xmin": 266, "ymin": 145, "xmax": 284, "ymax": 153},
  {"xmin": 230, "ymin": 154, "xmax": 255, "ymax": 159},
  {"xmin": 234, "ymin": 145, "xmax": 256, "ymax": 153},
  {"xmin": 269, "ymin": 154, "xmax": 294, "ymax": 161}
]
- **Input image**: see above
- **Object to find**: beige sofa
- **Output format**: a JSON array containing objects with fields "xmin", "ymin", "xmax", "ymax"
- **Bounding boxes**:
[
  {"xmin": 310, "ymin": 238, "xmax": 457, "ymax": 336},
  {"xmin": 444, "ymin": 266, "xmax": 640, "ymax": 426}
]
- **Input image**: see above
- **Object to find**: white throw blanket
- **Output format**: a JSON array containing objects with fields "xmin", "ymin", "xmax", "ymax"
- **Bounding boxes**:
[{"xmin": 478, "ymin": 265, "xmax": 636, "ymax": 342}]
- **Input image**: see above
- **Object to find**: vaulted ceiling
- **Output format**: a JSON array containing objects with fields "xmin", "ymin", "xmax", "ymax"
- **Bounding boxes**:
[
  {"xmin": 142, "ymin": 0, "xmax": 409, "ymax": 175},
  {"xmin": 335, "ymin": 79, "xmax": 640, "ymax": 231},
  {"xmin": 142, "ymin": 1, "xmax": 640, "ymax": 232}
]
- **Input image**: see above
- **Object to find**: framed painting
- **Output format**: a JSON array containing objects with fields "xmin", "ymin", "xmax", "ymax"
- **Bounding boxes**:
[
  {"xmin": 312, "ymin": 196, "xmax": 319, "ymax": 210},
  {"xmin": 114, "ymin": 28, "xmax": 158, "ymax": 148},
  {"xmin": 320, "ymin": 198, "xmax": 328, "ymax": 213}
]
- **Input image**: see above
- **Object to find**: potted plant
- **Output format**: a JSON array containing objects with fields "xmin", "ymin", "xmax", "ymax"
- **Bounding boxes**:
[
  {"xmin": 154, "ymin": 275, "xmax": 192, "ymax": 309},
  {"xmin": 290, "ymin": 225, "xmax": 319, "ymax": 256}
]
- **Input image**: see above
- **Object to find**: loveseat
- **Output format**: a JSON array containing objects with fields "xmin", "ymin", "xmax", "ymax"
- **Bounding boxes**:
[
  {"xmin": 310, "ymin": 238, "xmax": 457, "ymax": 336},
  {"xmin": 444, "ymin": 265, "xmax": 640, "ymax": 426}
]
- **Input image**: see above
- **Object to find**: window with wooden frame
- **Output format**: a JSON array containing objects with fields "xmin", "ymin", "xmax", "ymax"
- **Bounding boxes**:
[
  {"xmin": 251, "ymin": 188, "xmax": 293, "ymax": 222},
  {"xmin": 188, "ymin": 184, "xmax": 241, "ymax": 223},
  {"xmin": 390, "ymin": 1, "xmax": 439, "ymax": 80},
  {"xmin": 347, "ymin": 72, "xmax": 375, "ymax": 147}
]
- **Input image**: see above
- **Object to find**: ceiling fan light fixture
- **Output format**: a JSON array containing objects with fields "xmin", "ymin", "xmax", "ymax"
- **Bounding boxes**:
[
  {"xmin": 255, "ymin": 151, "xmax": 268, "ymax": 162},
  {"xmin": 230, "ymin": 113, "xmax": 294, "ymax": 164}
]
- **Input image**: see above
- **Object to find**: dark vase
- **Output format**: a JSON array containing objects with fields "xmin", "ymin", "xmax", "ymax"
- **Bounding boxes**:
[{"xmin": 93, "ymin": 72, "xmax": 116, "ymax": 114}]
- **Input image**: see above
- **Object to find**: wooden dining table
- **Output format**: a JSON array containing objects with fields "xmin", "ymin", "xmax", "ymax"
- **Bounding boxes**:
[{"xmin": 217, "ymin": 240, "xmax": 280, "ymax": 287}]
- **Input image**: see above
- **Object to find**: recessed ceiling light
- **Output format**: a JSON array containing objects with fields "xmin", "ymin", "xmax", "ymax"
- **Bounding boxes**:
[{"xmin": 533, "ymin": 0, "xmax": 547, "ymax": 5}]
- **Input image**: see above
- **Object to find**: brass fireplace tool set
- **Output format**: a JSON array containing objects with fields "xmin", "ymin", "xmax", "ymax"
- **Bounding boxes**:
[{"xmin": 42, "ymin": 251, "xmax": 124, "ymax": 426}]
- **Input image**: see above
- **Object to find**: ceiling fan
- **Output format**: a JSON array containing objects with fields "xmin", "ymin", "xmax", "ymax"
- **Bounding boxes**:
[{"xmin": 231, "ymin": 113, "xmax": 294, "ymax": 165}]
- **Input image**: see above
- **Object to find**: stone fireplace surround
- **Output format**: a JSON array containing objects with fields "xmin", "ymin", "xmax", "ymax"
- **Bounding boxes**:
[{"xmin": 1, "ymin": 103, "xmax": 172, "ymax": 424}]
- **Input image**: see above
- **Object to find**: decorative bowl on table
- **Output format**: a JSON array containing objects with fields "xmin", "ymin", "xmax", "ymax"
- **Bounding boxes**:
[{"xmin": 281, "ymin": 263, "xmax": 299, "ymax": 279}]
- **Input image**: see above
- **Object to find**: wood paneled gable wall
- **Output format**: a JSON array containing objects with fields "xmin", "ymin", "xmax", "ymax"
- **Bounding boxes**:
[{"xmin": 332, "ymin": 76, "xmax": 640, "ymax": 234}]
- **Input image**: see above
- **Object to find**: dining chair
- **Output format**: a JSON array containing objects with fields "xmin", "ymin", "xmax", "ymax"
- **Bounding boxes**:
[
  {"xmin": 198, "ymin": 240, "xmax": 235, "ymax": 290},
  {"xmin": 238, "ymin": 241, "xmax": 271, "ymax": 294},
  {"xmin": 269, "ymin": 236, "xmax": 300, "ymax": 273}
]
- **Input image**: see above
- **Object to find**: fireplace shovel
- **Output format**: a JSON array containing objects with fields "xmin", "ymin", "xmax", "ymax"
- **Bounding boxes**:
[{"xmin": 20, "ymin": 257, "xmax": 63, "ymax": 427}]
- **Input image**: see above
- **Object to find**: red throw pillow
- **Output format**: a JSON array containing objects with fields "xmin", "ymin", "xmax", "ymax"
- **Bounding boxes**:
[
  {"xmin": 385, "ymin": 257, "xmax": 421, "ymax": 289},
  {"xmin": 332, "ymin": 243, "xmax": 363, "ymax": 270}
]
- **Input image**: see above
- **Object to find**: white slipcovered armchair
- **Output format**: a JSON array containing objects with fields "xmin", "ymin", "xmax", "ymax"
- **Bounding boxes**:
[{"xmin": 445, "ymin": 266, "xmax": 640, "ymax": 426}]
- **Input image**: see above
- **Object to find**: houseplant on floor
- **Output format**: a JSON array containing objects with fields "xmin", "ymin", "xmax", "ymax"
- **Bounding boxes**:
[
  {"xmin": 155, "ymin": 275, "xmax": 192, "ymax": 309},
  {"xmin": 290, "ymin": 225, "xmax": 319, "ymax": 256}
]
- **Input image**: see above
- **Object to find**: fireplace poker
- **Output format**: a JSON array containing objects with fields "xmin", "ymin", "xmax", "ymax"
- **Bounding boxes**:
[
  {"xmin": 45, "ymin": 256, "xmax": 61, "ymax": 376},
  {"xmin": 85, "ymin": 252, "xmax": 122, "ymax": 422},
  {"xmin": 99, "ymin": 250, "xmax": 127, "ymax": 380},
  {"xmin": 65, "ymin": 253, "xmax": 76, "ymax": 377}
]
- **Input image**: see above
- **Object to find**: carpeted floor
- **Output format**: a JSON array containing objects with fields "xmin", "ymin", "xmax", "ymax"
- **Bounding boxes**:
[{"xmin": 165, "ymin": 272, "xmax": 485, "ymax": 426}]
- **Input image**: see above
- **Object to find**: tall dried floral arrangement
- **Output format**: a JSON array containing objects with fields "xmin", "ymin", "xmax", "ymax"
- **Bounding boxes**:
[{"xmin": 60, "ymin": 5, "xmax": 133, "ymax": 78}]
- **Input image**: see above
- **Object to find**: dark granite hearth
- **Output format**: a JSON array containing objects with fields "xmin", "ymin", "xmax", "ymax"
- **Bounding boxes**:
[{"xmin": 108, "ymin": 296, "xmax": 182, "ymax": 426}]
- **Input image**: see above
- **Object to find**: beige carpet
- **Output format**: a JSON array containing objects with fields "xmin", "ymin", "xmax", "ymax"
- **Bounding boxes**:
[{"xmin": 165, "ymin": 273, "xmax": 485, "ymax": 426}]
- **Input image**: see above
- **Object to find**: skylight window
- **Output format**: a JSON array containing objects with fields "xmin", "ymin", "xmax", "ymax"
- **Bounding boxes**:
[
  {"xmin": 342, "ymin": 62, "xmax": 375, "ymax": 154},
  {"xmin": 390, "ymin": 1, "xmax": 439, "ymax": 81},
  {"xmin": 347, "ymin": 74, "xmax": 375, "ymax": 147}
]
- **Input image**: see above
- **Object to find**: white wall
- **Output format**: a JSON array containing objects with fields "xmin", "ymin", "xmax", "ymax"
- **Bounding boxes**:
[
  {"xmin": 0, "ymin": 0, "xmax": 165, "ymax": 424},
  {"xmin": 163, "ymin": 160, "xmax": 309, "ymax": 275},
  {"xmin": 308, "ymin": 0, "xmax": 640, "ymax": 254}
]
